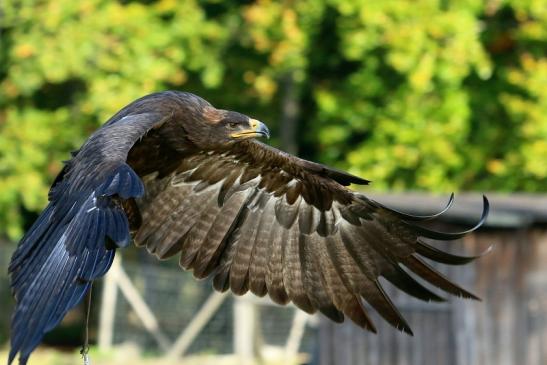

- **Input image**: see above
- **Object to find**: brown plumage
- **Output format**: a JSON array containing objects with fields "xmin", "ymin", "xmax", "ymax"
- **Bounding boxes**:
[{"xmin": 8, "ymin": 91, "xmax": 489, "ymax": 365}]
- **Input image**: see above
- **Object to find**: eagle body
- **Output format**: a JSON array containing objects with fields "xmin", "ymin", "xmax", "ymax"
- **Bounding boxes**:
[{"xmin": 8, "ymin": 91, "xmax": 488, "ymax": 364}]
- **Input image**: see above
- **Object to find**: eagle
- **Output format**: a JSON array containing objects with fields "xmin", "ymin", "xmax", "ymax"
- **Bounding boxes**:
[{"xmin": 8, "ymin": 91, "xmax": 488, "ymax": 364}]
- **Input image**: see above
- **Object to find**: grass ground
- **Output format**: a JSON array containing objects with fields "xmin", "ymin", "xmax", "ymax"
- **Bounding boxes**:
[{"xmin": 1, "ymin": 343, "xmax": 306, "ymax": 365}]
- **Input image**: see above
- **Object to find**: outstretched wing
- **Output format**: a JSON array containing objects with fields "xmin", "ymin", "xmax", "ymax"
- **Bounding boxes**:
[
  {"xmin": 7, "ymin": 110, "xmax": 170, "ymax": 365},
  {"xmin": 133, "ymin": 140, "xmax": 489, "ymax": 334}
]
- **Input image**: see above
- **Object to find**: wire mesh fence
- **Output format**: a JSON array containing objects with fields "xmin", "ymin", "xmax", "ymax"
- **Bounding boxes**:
[
  {"xmin": 112, "ymin": 260, "xmax": 234, "ymax": 355},
  {"xmin": 0, "ymin": 243, "xmax": 318, "ymax": 361},
  {"xmin": 104, "ymin": 253, "xmax": 318, "ymax": 358}
]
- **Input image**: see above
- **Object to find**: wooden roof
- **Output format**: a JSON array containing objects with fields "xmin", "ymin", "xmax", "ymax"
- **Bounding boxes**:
[{"xmin": 367, "ymin": 192, "xmax": 547, "ymax": 228}]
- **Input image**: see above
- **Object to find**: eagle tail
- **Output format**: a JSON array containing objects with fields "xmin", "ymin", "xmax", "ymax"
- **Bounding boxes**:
[{"xmin": 8, "ymin": 164, "xmax": 142, "ymax": 365}]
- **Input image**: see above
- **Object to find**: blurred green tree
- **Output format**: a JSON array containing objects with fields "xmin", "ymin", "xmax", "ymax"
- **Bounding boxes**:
[{"xmin": 0, "ymin": 0, "xmax": 546, "ymax": 239}]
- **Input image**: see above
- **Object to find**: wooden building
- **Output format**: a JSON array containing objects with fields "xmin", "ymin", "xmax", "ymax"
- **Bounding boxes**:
[{"xmin": 318, "ymin": 193, "xmax": 547, "ymax": 365}]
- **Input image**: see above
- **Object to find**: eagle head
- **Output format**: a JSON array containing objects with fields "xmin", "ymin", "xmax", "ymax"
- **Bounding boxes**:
[
  {"xmin": 204, "ymin": 108, "xmax": 270, "ymax": 145},
  {"xmin": 142, "ymin": 92, "xmax": 270, "ymax": 150}
]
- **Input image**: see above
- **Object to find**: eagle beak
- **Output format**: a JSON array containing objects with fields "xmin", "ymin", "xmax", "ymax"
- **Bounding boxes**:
[{"xmin": 231, "ymin": 119, "xmax": 270, "ymax": 139}]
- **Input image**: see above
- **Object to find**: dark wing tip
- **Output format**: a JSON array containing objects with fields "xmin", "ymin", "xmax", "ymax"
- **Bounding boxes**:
[
  {"xmin": 348, "ymin": 175, "xmax": 371, "ymax": 186},
  {"xmin": 416, "ymin": 239, "xmax": 489, "ymax": 266},
  {"xmin": 367, "ymin": 322, "xmax": 379, "ymax": 334},
  {"xmin": 325, "ymin": 169, "xmax": 371, "ymax": 186},
  {"xmin": 410, "ymin": 194, "xmax": 490, "ymax": 241},
  {"xmin": 374, "ymin": 192, "xmax": 455, "ymax": 222},
  {"xmin": 400, "ymin": 324, "xmax": 414, "ymax": 336},
  {"xmin": 472, "ymin": 295, "xmax": 483, "ymax": 302},
  {"xmin": 319, "ymin": 307, "xmax": 345, "ymax": 323},
  {"xmin": 404, "ymin": 255, "xmax": 480, "ymax": 300},
  {"xmin": 316, "ymin": 163, "xmax": 370, "ymax": 186},
  {"xmin": 461, "ymin": 291, "xmax": 481, "ymax": 301},
  {"xmin": 344, "ymin": 174, "xmax": 371, "ymax": 186}
]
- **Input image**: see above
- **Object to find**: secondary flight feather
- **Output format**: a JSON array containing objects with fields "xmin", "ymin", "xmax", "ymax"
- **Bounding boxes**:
[{"xmin": 8, "ymin": 91, "xmax": 489, "ymax": 364}]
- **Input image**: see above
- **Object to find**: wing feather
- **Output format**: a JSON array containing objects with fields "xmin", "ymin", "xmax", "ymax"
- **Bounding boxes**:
[
  {"xmin": 193, "ymin": 189, "xmax": 251, "ymax": 278},
  {"xmin": 325, "ymin": 233, "xmax": 412, "ymax": 333},
  {"xmin": 248, "ymin": 196, "xmax": 276, "ymax": 297},
  {"xmin": 131, "ymin": 139, "xmax": 488, "ymax": 335},
  {"xmin": 134, "ymin": 179, "xmax": 191, "ymax": 249},
  {"xmin": 403, "ymin": 255, "xmax": 479, "ymax": 299},
  {"xmin": 178, "ymin": 185, "xmax": 225, "ymax": 268},
  {"xmin": 275, "ymin": 194, "xmax": 301, "ymax": 228},
  {"xmin": 265, "ymin": 222, "xmax": 290, "ymax": 305},
  {"xmin": 229, "ymin": 195, "xmax": 263, "ymax": 295},
  {"xmin": 282, "ymin": 225, "xmax": 314, "ymax": 313},
  {"xmin": 415, "ymin": 239, "xmax": 486, "ymax": 265},
  {"xmin": 315, "ymin": 240, "xmax": 376, "ymax": 329},
  {"xmin": 298, "ymin": 203, "xmax": 321, "ymax": 234},
  {"xmin": 212, "ymin": 189, "xmax": 261, "ymax": 293},
  {"xmin": 299, "ymin": 234, "xmax": 343, "ymax": 322},
  {"xmin": 381, "ymin": 264, "xmax": 445, "ymax": 302}
]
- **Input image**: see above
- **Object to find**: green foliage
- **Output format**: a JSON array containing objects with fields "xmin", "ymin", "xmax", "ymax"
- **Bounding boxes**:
[{"xmin": 1, "ymin": 0, "xmax": 546, "ymax": 239}]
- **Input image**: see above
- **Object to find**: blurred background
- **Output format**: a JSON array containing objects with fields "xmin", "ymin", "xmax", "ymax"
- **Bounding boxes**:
[{"xmin": 0, "ymin": 0, "xmax": 546, "ymax": 364}]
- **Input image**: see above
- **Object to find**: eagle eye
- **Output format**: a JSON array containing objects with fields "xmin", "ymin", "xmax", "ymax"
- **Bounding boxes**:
[{"xmin": 228, "ymin": 122, "xmax": 238, "ymax": 128}]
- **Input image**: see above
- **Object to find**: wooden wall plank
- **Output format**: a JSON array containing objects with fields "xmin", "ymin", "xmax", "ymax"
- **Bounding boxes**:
[{"xmin": 318, "ymin": 228, "xmax": 547, "ymax": 365}]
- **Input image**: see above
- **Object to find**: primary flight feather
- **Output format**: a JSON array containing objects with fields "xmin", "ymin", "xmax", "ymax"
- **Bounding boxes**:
[{"xmin": 8, "ymin": 91, "xmax": 489, "ymax": 364}]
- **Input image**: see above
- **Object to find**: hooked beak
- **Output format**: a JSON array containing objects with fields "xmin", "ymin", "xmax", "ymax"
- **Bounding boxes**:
[{"xmin": 230, "ymin": 118, "xmax": 270, "ymax": 139}]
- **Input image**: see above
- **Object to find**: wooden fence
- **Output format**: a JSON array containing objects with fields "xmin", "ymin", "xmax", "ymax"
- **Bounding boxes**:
[{"xmin": 318, "ymin": 193, "xmax": 547, "ymax": 365}]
